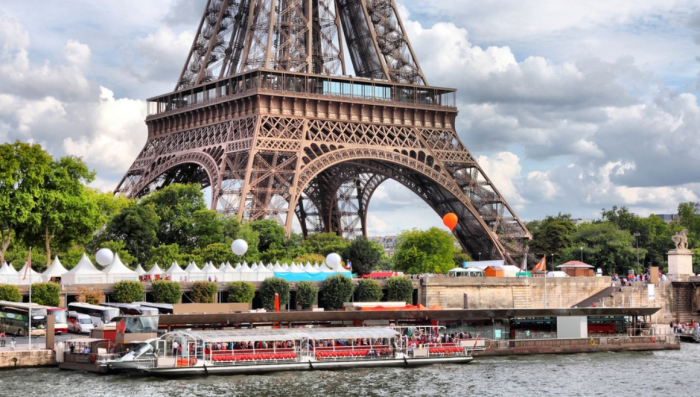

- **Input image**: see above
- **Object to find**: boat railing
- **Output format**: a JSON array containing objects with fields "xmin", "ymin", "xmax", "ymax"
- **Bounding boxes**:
[
  {"xmin": 312, "ymin": 345, "xmax": 397, "ymax": 361},
  {"xmin": 207, "ymin": 348, "xmax": 300, "ymax": 365}
]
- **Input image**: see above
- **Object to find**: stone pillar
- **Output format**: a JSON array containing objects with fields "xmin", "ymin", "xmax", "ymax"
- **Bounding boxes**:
[{"xmin": 668, "ymin": 249, "xmax": 693, "ymax": 281}]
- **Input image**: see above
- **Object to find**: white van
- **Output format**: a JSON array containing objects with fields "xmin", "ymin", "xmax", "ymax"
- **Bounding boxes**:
[{"xmin": 67, "ymin": 311, "xmax": 94, "ymax": 334}]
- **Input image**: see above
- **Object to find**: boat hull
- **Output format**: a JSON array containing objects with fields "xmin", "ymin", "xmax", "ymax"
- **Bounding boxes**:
[{"xmin": 137, "ymin": 356, "xmax": 473, "ymax": 377}]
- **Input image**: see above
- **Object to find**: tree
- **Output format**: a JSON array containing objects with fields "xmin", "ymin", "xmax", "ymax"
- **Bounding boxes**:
[
  {"xmin": 21, "ymin": 155, "xmax": 102, "ymax": 266},
  {"xmin": 300, "ymin": 232, "xmax": 348, "ymax": 257},
  {"xmin": 355, "ymin": 279, "xmax": 383, "ymax": 302},
  {"xmin": 151, "ymin": 280, "xmax": 182, "ymax": 304},
  {"xmin": 235, "ymin": 223, "xmax": 260, "ymax": 263},
  {"xmin": 393, "ymin": 228, "xmax": 454, "ymax": 274},
  {"xmin": 320, "ymin": 275, "xmax": 353, "ymax": 310},
  {"xmin": 343, "ymin": 236, "xmax": 383, "ymax": 276},
  {"xmin": 149, "ymin": 244, "xmax": 183, "ymax": 269},
  {"xmin": 453, "ymin": 247, "xmax": 471, "ymax": 268},
  {"xmin": 30, "ymin": 283, "xmax": 61, "ymax": 306},
  {"xmin": 293, "ymin": 253, "xmax": 326, "ymax": 265},
  {"xmin": 296, "ymin": 281, "xmax": 318, "ymax": 309},
  {"xmin": 386, "ymin": 276, "xmax": 413, "ymax": 304},
  {"xmin": 191, "ymin": 281, "xmax": 218, "ymax": 303},
  {"xmin": 559, "ymin": 222, "xmax": 637, "ymax": 275},
  {"xmin": 99, "ymin": 241, "xmax": 136, "ymax": 267},
  {"xmin": 104, "ymin": 202, "xmax": 160, "ymax": 264},
  {"xmin": 227, "ymin": 281, "xmax": 256, "ymax": 304},
  {"xmin": 251, "ymin": 219, "xmax": 286, "ymax": 253},
  {"xmin": 192, "ymin": 210, "xmax": 239, "ymax": 249},
  {"xmin": 526, "ymin": 214, "xmax": 577, "ymax": 260},
  {"xmin": 141, "ymin": 184, "xmax": 207, "ymax": 251},
  {"xmin": 111, "ymin": 280, "xmax": 144, "ymax": 303},
  {"xmin": 0, "ymin": 142, "xmax": 52, "ymax": 264},
  {"xmin": 259, "ymin": 277, "xmax": 290, "ymax": 310},
  {"xmin": 0, "ymin": 284, "xmax": 21, "ymax": 302},
  {"xmin": 191, "ymin": 243, "xmax": 238, "ymax": 265},
  {"xmin": 376, "ymin": 257, "xmax": 394, "ymax": 271}
]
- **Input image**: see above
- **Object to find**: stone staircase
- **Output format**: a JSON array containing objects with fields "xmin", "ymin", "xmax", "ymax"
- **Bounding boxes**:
[{"xmin": 512, "ymin": 286, "xmax": 529, "ymax": 308}]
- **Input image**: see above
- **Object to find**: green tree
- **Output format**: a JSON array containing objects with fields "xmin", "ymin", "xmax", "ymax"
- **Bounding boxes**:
[
  {"xmin": 393, "ymin": 228, "xmax": 454, "ymax": 274},
  {"xmin": 192, "ymin": 210, "xmax": 240, "ymax": 249},
  {"xmin": 376, "ymin": 257, "xmax": 394, "ymax": 271},
  {"xmin": 0, "ymin": 142, "xmax": 52, "ymax": 264},
  {"xmin": 111, "ymin": 280, "xmax": 145, "ymax": 303},
  {"xmin": 105, "ymin": 202, "xmax": 160, "ymax": 264},
  {"xmin": 191, "ymin": 281, "xmax": 218, "ymax": 303},
  {"xmin": 141, "ymin": 184, "xmax": 207, "ymax": 251},
  {"xmin": 300, "ymin": 232, "xmax": 348, "ymax": 257},
  {"xmin": 355, "ymin": 279, "xmax": 383, "ymax": 302},
  {"xmin": 296, "ymin": 281, "xmax": 318, "ymax": 309},
  {"xmin": 30, "ymin": 283, "xmax": 60, "ymax": 306},
  {"xmin": 293, "ymin": 253, "xmax": 326, "ymax": 265},
  {"xmin": 99, "ymin": 241, "xmax": 136, "ymax": 267},
  {"xmin": 386, "ymin": 276, "xmax": 413, "ymax": 304},
  {"xmin": 259, "ymin": 277, "xmax": 290, "ymax": 310},
  {"xmin": 151, "ymin": 280, "xmax": 182, "ymax": 304},
  {"xmin": 235, "ymin": 223, "xmax": 260, "ymax": 263},
  {"xmin": 343, "ymin": 236, "xmax": 383, "ymax": 276},
  {"xmin": 149, "ymin": 244, "xmax": 183, "ymax": 269},
  {"xmin": 192, "ymin": 243, "xmax": 237, "ymax": 265},
  {"xmin": 251, "ymin": 219, "xmax": 286, "ymax": 253},
  {"xmin": 453, "ymin": 247, "xmax": 471, "ymax": 268},
  {"xmin": 227, "ymin": 281, "xmax": 256, "ymax": 304},
  {"xmin": 526, "ymin": 214, "xmax": 577, "ymax": 260},
  {"xmin": 0, "ymin": 284, "xmax": 21, "ymax": 302},
  {"xmin": 320, "ymin": 274, "xmax": 353, "ymax": 310},
  {"xmin": 559, "ymin": 222, "xmax": 637, "ymax": 275}
]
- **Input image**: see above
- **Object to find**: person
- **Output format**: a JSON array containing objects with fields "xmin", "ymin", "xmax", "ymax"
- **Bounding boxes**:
[
  {"xmin": 172, "ymin": 340, "xmax": 180, "ymax": 357},
  {"xmin": 69, "ymin": 343, "xmax": 75, "ymax": 354},
  {"xmin": 0, "ymin": 331, "xmax": 5, "ymax": 347}
]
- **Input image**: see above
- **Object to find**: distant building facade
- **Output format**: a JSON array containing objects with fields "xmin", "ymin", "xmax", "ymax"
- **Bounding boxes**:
[
  {"xmin": 653, "ymin": 214, "xmax": 680, "ymax": 223},
  {"xmin": 369, "ymin": 236, "xmax": 398, "ymax": 256}
]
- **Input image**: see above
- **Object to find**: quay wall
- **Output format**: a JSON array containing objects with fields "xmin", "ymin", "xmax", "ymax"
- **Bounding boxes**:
[{"xmin": 0, "ymin": 350, "xmax": 56, "ymax": 369}]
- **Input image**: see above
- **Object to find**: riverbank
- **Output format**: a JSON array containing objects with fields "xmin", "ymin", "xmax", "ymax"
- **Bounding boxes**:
[{"xmin": 0, "ymin": 349, "xmax": 56, "ymax": 369}]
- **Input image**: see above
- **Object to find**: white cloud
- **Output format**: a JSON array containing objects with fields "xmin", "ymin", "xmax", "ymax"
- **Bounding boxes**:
[
  {"xmin": 477, "ymin": 152, "xmax": 526, "ymax": 209},
  {"xmin": 134, "ymin": 26, "xmax": 194, "ymax": 82}
]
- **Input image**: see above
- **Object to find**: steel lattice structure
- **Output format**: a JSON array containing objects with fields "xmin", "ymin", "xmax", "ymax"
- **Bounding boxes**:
[{"xmin": 116, "ymin": 0, "xmax": 532, "ymax": 265}]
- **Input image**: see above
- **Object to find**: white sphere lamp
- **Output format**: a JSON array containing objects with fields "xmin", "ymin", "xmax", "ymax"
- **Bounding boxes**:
[
  {"xmin": 95, "ymin": 248, "xmax": 114, "ymax": 266},
  {"xmin": 326, "ymin": 253, "xmax": 341, "ymax": 269},
  {"xmin": 231, "ymin": 239, "xmax": 249, "ymax": 256}
]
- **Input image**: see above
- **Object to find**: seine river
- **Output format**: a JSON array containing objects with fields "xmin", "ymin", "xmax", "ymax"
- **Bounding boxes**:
[{"xmin": 1, "ymin": 344, "xmax": 698, "ymax": 396}]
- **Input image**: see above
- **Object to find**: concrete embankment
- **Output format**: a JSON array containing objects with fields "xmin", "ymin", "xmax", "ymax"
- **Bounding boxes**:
[{"xmin": 0, "ymin": 350, "xmax": 56, "ymax": 369}]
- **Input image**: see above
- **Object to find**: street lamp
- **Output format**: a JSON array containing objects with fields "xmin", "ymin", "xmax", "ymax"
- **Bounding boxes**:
[
  {"xmin": 633, "ymin": 232, "xmax": 641, "ymax": 275},
  {"xmin": 580, "ymin": 247, "xmax": 583, "ymax": 262},
  {"xmin": 478, "ymin": 252, "xmax": 481, "ymax": 261},
  {"xmin": 550, "ymin": 253, "xmax": 554, "ymax": 272}
]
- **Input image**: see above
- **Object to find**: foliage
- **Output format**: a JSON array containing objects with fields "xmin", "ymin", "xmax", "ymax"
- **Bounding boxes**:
[
  {"xmin": 526, "ymin": 213, "xmax": 577, "ymax": 260},
  {"xmin": 320, "ymin": 275, "xmax": 353, "ymax": 310},
  {"xmin": 251, "ymin": 219, "xmax": 286, "ymax": 253},
  {"xmin": 355, "ymin": 279, "xmax": 383, "ymax": 302},
  {"xmin": 393, "ymin": 228, "xmax": 454, "ymax": 274},
  {"xmin": 227, "ymin": 281, "xmax": 256, "ymax": 304},
  {"xmin": 295, "ymin": 281, "xmax": 319, "ymax": 309},
  {"xmin": 141, "ymin": 184, "xmax": 207, "ymax": 252},
  {"xmin": 148, "ymin": 244, "xmax": 183, "ymax": 269},
  {"xmin": 0, "ymin": 142, "xmax": 52, "ymax": 265},
  {"xmin": 293, "ymin": 253, "xmax": 326, "ymax": 265},
  {"xmin": 235, "ymin": 223, "xmax": 260, "ymax": 263},
  {"xmin": 105, "ymin": 202, "xmax": 160, "ymax": 264},
  {"xmin": 343, "ymin": 236, "xmax": 383, "ymax": 276},
  {"xmin": 191, "ymin": 281, "xmax": 218, "ymax": 303},
  {"xmin": 111, "ymin": 280, "xmax": 144, "ymax": 303},
  {"xmin": 61, "ymin": 246, "xmax": 89, "ymax": 269},
  {"xmin": 76, "ymin": 286, "xmax": 104, "ymax": 305},
  {"xmin": 259, "ymin": 277, "xmax": 290, "ymax": 311},
  {"xmin": 559, "ymin": 222, "xmax": 637, "ymax": 275},
  {"xmin": 453, "ymin": 247, "xmax": 471, "ymax": 268},
  {"xmin": 151, "ymin": 280, "xmax": 182, "ymax": 304},
  {"xmin": 300, "ymin": 232, "xmax": 348, "ymax": 257},
  {"xmin": 0, "ymin": 284, "xmax": 21, "ymax": 302},
  {"xmin": 192, "ymin": 210, "xmax": 239, "ymax": 249},
  {"xmin": 376, "ymin": 257, "xmax": 394, "ymax": 271},
  {"xmin": 386, "ymin": 276, "xmax": 413, "ymax": 304},
  {"xmin": 99, "ymin": 240, "xmax": 136, "ymax": 267},
  {"xmin": 30, "ymin": 282, "xmax": 61, "ymax": 306},
  {"xmin": 191, "ymin": 242, "xmax": 237, "ymax": 265}
]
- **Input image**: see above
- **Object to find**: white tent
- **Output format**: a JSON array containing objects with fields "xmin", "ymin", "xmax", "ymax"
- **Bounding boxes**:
[
  {"xmin": 0, "ymin": 262, "xmax": 18, "ymax": 284},
  {"xmin": 290, "ymin": 263, "xmax": 304, "ymax": 273},
  {"xmin": 202, "ymin": 262, "xmax": 222, "ymax": 281},
  {"xmin": 42, "ymin": 256, "xmax": 68, "ymax": 282},
  {"xmin": 272, "ymin": 262, "xmax": 284, "ymax": 272},
  {"xmin": 148, "ymin": 263, "xmax": 164, "ymax": 279},
  {"xmin": 250, "ymin": 263, "xmax": 258, "ymax": 271},
  {"xmin": 234, "ymin": 263, "xmax": 242, "ymax": 270},
  {"xmin": 266, "ymin": 263, "xmax": 273, "ymax": 271},
  {"xmin": 255, "ymin": 264, "xmax": 274, "ymax": 281},
  {"xmin": 318, "ymin": 263, "xmax": 335, "ymax": 273},
  {"xmin": 502, "ymin": 265, "xmax": 523, "ymax": 278},
  {"xmin": 17, "ymin": 262, "xmax": 42, "ymax": 285},
  {"xmin": 185, "ymin": 262, "xmax": 206, "ymax": 281},
  {"xmin": 303, "ymin": 262, "xmax": 318, "ymax": 273},
  {"xmin": 220, "ymin": 262, "xmax": 240, "ymax": 282},
  {"xmin": 134, "ymin": 264, "xmax": 147, "ymax": 276},
  {"xmin": 239, "ymin": 262, "xmax": 256, "ymax": 281},
  {"xmin": 219, "ymin": 262, "xmax": 226, "ymax": 271},
  {"xmin": 165, "ymin": 261, "xmax": 188, "ymax": 281},
  {"xmin": 102, "ymin": 254, "xmax": 138, "ymax": 283},
  {"xmin": 62, "ymin": 254, "xmax": 107, "ymax": 285},
  {"xmin": 282, "ymin": 263, "xmax": 289, "ymax": 270}
]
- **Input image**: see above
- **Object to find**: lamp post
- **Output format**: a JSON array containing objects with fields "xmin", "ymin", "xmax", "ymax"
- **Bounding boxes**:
[
  {"xmin": 550, "ymin": 253, "xmax": 553, "ymax": 272},
  {"xmin": 478, "ymin": 252, "xmax": 481, "ymax": 261},
  {"xmin": 580, "ymin": 247, "xmax": 583, "ymax": 262},
  {"xmin": 634, "ymin": 232, "xmax": 641, "ymax": 275}
]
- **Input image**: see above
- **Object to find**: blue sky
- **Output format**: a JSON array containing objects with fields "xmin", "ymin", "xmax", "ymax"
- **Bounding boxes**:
[{"xmin": 2, "ymin": 0, "xmax": 700, "ymax": 236}]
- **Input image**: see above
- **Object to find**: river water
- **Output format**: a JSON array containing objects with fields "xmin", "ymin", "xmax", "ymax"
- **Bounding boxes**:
[{"xmin": 2, "ymin": 344, "xmax": 698, "ymax": 396}]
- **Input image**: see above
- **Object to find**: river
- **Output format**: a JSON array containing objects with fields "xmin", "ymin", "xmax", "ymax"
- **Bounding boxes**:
[{"xmin": 1, "ymin": 344, "xmax": 698, "ymax": 396}]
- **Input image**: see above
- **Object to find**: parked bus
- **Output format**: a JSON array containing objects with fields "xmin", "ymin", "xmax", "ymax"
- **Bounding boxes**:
[
  {"xmin": 100, "ymin": 302, "xmax": 159, "ymax": 316},
  {"xmin": 0, "ymin": 301, "xmax": 48, "ymax": 336},
  {"xmin": 46, "ymin": 307, "xmax": 68, "ymax": 334},
  {"xmin": 133, "ymin": 302, "xmax": 173, "ymax": 315},
  {"xmin": 67, "ymin": 302, "xmax": 119, "ymax": 327}
]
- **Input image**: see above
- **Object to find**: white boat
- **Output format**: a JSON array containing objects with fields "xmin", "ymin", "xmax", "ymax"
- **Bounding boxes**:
[{"xmin": 103, "ymin": 327, "xmax": 474, "ymax": 376}]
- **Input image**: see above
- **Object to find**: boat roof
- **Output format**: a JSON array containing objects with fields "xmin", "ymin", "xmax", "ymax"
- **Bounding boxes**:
[{"xmin": 164, "ymin": 327, "xmax": 399, "ymax": 343}]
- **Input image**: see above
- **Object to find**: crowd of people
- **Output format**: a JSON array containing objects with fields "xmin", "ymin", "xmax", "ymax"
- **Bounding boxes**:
[{"xmin": 610, "ymin": 270, "xmax": 667, "ymax": 287}]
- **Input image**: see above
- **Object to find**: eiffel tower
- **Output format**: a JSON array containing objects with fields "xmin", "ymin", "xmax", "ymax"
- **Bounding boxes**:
[{"xmin": 115, "ymin": 0, "xmax": 532, "ymax": 264}]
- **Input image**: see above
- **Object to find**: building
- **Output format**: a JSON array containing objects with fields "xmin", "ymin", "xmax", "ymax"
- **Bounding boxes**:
[
  {"xmin": 654, "ymin": 214, "xmax": 680, "ymax": 223},
  {"xmin": 369, "ymin": 236, "xmax": 398, "ymax": 257}
]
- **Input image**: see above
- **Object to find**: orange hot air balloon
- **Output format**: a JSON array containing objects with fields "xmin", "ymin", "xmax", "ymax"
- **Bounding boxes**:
[{"xmin": 443, "ymin": 213, "xmax": 458, "ymax": 231}]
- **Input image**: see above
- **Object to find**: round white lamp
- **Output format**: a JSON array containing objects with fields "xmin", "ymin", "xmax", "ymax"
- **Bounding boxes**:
[
  {"xmin": 95, "ymin": 248, "xmax": 114, "ymax": 266},
  {"xmin": 231, "ymin": 239, "xmax": 249, "ymax": 256},
  {"xmin": 326, "ymin": 253, "xmax": 341, "ymax": 269}
]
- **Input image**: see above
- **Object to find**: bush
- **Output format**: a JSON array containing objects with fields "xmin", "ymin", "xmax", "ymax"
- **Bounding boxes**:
[
  {"xmin": 227, "ymin": 281, "xmax": 256, "ymax": 304},
  {"xmin": 0, "ymin": 284, "xmax": 21, "ymax": 302},
  {"xmin": 386, "ymin": 276, "xmax": 413, "ymax": 304},
  {"xmin": 355, "ymin": 279, "xmax": 383, "ymax": 302},
  {"xmin": 321, "ymin": 275, "xmax": 353, "ymax": 310},
  {"xmin": 343, "ymin": 237, "xmax": 383, "ymax": 276},
  {"xmin": 31, "ymin": 283, "xmax": 60, "ymax": 306},
  {"xmin": 259, "ymin": 277, "xmax": 289, "ymax": 311},
  {"xmin": 191, "ymin": 281, "xmax": 218, "ymax": 303},
  {"xmin": 151, "ymin": 280, "xmax": 182, "ymax": 304},
  {"xmin": 296, "ymin": 281, "xmax": 319, "ymax": 309},
  {"xmin": 111, "ymin": 280, "xmax": 144, "ymax": 303}
]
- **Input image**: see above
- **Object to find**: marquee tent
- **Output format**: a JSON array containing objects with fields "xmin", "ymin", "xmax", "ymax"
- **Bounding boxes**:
[
  {"xmin": 102, "ymin": 254, "xmax": 138, "ymax": 283},
  {"xmin": 62, "ymin": 254, "xmax": 107, "ymax": 285},
  {"xmin": 42, "ymin": 256, "xmax": 68, "ymax": 282}
]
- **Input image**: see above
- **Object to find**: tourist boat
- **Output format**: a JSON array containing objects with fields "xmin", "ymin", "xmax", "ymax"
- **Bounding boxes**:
[{"xmin": 102, "ymin": 327, "xmax": 474, "ymax": 376}]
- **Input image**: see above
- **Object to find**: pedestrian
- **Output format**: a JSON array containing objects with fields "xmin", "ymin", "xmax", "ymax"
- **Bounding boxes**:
[
  {"xmin": 172, "ymin": 340, "xmax": 180, "ymax": 357},
  {"xmin": 0, "ymin": 331, "xmax": 5, "ymax": 347}
]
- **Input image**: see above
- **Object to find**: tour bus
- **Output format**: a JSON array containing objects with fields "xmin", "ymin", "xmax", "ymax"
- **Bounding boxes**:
[
  {"xmin": 100, "ymin": 302, "xmax": 159, "ymax": 316},
  {"xmin": 67, "ymin": 312, "xmax": 94, "ymax": 334},
  {"xmin": 46, "ymin": 307, "xmax": 68, "ymax": 334},
  {"xmin": 67, "ymin": 302, "xmax": 119, "ymax": 327},
  {"xmin": 133, "ymin": 302, "xmax": 173, "ymax": 314},
  {"xmin": 0, "ymin": 301, "xmax": 48, "ymax": 336}
]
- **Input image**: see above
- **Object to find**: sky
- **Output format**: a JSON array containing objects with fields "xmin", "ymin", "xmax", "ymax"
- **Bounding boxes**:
[{"xmin": 2, "ymin": 0, "xmax": 700, "ymax": 236}]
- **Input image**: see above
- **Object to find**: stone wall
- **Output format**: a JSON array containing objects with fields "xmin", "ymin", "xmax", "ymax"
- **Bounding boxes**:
[
  {"xmin": 0, "ymin": 350, "xmax": 56, "ymax": 368},
  {"xmin": 422, "ymin": 276, "xmax": 611, "ymax": 309}
]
